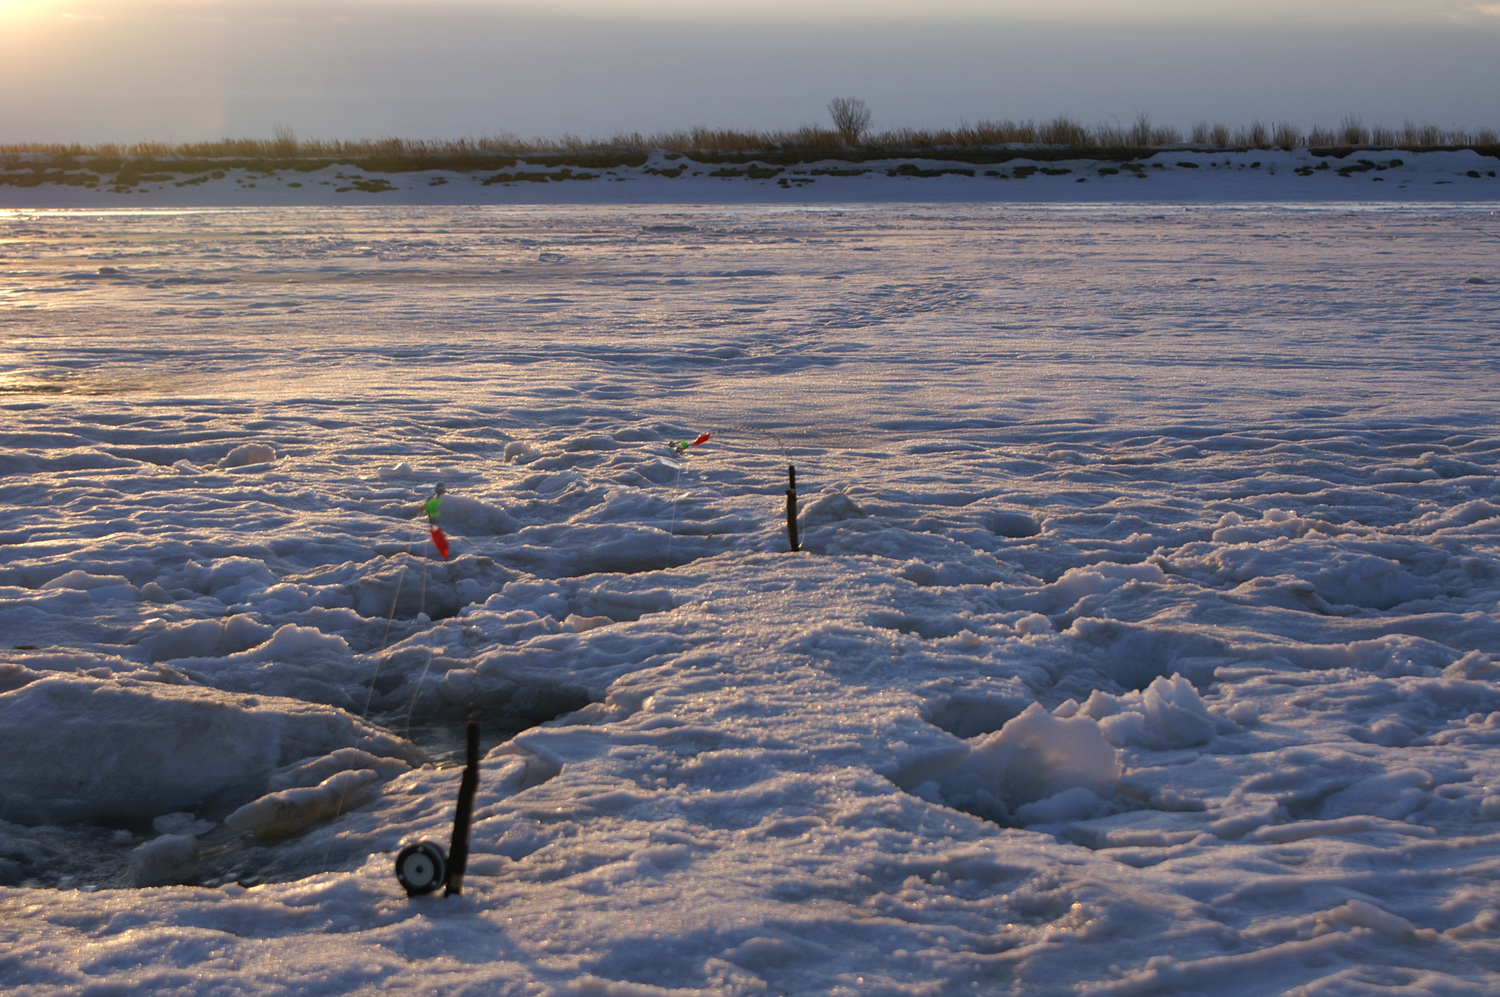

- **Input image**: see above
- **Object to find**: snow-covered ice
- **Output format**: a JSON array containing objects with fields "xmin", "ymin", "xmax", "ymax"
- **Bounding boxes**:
[{"xmin": 2, "ymin": 202, "xmax": 1500, "ymax": 994}]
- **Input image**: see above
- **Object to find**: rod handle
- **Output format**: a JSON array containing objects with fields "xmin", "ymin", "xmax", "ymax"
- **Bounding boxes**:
[
  {"xmin": 444, "ymin": 718, "xmax": 480, "ymax": 897},
  {"xmin": 785, "ymin": 464, "xmax": 800, "ymax": 553}
]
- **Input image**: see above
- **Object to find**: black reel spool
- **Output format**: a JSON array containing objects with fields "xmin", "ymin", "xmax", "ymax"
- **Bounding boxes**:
[{"xmin": 395, "ymin": 841, "xmax": 447, "ymax": 897}]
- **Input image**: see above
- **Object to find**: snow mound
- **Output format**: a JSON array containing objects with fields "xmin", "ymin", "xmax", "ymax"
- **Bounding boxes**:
[
  {"xmin": 140, "ymin": 614, "xmax": 275, "ymax": 661},
  {"xmin": 163, "ymin": 623, "xmax": 369, "ymax": 709},
  {"xmin": 1078, "ymin": 673, "xmax": 1223, "ymax": 749},
  {"xmin": 1039, "ymin": 561, "xmax": 1168, "ymax": 610},
  {"xmin": 248, "ymin": 623, "xmax": 350, "ymax": 659},
  {"xmin": 349, "ymin": 554, "xmax": 512, "ymax": 623},
  {"xmin": 224, "ymin": 769, "xmax": 380, "ymax": 840},
  {"xmin": 38, "ymin": 570, "xmax": 139, "ymax": 603},
  {"xmin": 432, "ymin": 494, "xmax": 516, "ymax": 535},
  {"xmin": 0, "ymin": 675, "xmax": 420, "ymax": 826},
  {"xmin": 39, "ymin": 569, "xmax": 134, "ymax": 591},
  {"xmin": 933, "ymin": 703, "xmax": 1122, "ymax": 824},
  {"xmin": 265, "ymin": 747, "xmax": 412, "ymax": 792},
  {"xmin": 564, "ymin": 613, "xmax": 613, "ymax": 632},
  {"xmin": 503, "ymin": 441, "xmax": 537, "ymax": 463},
  {"xmin": 127, "ymin": 833, "xmax": 200, "ymax": 887},
  {"xmin": 0, "ymin": 662, "xmax": 42, "ymax": 694},
  {"xmin": 800, "ymin": 489, "xmax": 867, "ymax": 528},
  {"xmin": 219, "ymin": 443, "xmax": 275, "ymax": 468},
  {"xmin": 1211, "ymin": 507, "xmax": 1338, "ymax": 542}
]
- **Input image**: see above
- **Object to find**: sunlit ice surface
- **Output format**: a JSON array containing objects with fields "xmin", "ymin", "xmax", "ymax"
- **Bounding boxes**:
[
  {"xmin": 2, "ymin": 203, "xmax": 1500, "ymax": 995},
  {"xmin": 4, "ymin": 204, "xmax": 1498, "ymax": 427}
]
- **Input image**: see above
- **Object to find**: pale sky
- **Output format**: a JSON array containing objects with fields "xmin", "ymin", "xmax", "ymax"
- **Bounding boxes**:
[{"xmin": 2, "ymin": 0, "xmax": 1496, "ymax": 144}]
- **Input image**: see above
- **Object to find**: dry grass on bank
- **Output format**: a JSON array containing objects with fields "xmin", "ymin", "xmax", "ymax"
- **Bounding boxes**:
[{"xmin": 3, "ymin": 115, "xmax": 1497, "ymax": 166}]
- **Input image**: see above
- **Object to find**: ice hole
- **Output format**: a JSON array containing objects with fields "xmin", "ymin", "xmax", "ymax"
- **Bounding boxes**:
[
  {"xmin": 987, "ymin": 510, "xmax": 1041, "ymax": 538},
  {"xmin": 923, "ymin": 692, "xmax": 1028, "ymax": 740},
  {"xmin": 3, "ymin": 678, "xmax": 597, "ymax": 891},
  {"xmin": 387, "ymin": 680, "xmax": 596, "ymax": 766},
  {"xmin": 212, "ymin": 686, "xmax": 595, "ymax": 889}
]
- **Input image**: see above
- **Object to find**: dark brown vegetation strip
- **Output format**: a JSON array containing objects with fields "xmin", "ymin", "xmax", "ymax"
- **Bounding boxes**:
[{"xmin": 2, "ymin": 116, "xmax": 1497, "ymax": 183}]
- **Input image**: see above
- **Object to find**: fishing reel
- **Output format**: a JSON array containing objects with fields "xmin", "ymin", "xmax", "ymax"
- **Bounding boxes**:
[
  {"xmin": 393, "ymin": 718, "xmax": 480, "ymax": 898},
  {"xmin": 395, "ymin": 840, "xmax": 448, "ymax": 896}
]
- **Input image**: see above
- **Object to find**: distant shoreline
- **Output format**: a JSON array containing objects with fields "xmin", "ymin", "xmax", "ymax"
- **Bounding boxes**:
[{"xmin": 3, "ymin": 147, "xmax": 1497, "ymax": 208}]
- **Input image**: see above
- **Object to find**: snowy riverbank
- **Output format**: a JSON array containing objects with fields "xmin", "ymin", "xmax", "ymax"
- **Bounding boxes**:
[
  {"xmin": 2, "ymin": 203, "xmax": 1500, "ymax": 994},
  {"xmin": 2, "ymin": 147, "xmax": 1498, "ymax": 207}
]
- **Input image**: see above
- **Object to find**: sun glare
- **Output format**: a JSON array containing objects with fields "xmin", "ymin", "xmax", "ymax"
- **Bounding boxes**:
[
  {"xmin": 2, "ymin": 0, "xmax": 1494, "ymax": 25},
  {"xmin": 0, "ymin": 0, "xmax": 66, "ymax": 16},
  {"xmin": 0, "ymin": 0, "xmax": 106, "ymax": 28}
]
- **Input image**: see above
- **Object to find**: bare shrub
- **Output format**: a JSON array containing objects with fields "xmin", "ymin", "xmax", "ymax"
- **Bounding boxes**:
[
  {"xmin": 786, "ymin": 127, "xmax": 846, "ymax": 155},
  {"xmin": 874, "ymin": 126, "xmax": 922, "ymax": 149},
  {"xmin": 981, "ymin": 119, "xmax": 1022, "ymax": 145},
  {"xmin": 1152, "ymin": 124, "xmax": 1183, "ymax": 146},
  {"xmin": 959, "ymin": 120, "xmax": 1037, "ymax": 146},
  {"xmin": 1307, "ymin": 125, "xmax": 1337, "ymax": 147},
  {"xmin": 1397, "ymin": 121, "xmax": 1446, "ymax": 148},
  {"xmin": 1235, "ymin": 121, "xmax": 1269, "ymax": 148},
  {"xmin": 828, "ymin": 98, "xmax": 872, "ymax": 145},
  {"xmin": 271, "ymin": 123, "xmax": 297, "ymax": 157},
  {"xmin": 999, "ymin": 119, "xmax": 1037, "ymax": 144},
  {"xmin": 690, "ymin": 128, "xmax": 763, "ymax": 153},
  {"xmin": 1095, "ymin": 121, "xmax": 1127, "ymax": 148},
  {"xmin": 1126, "ymin": 113, "xmax": 1153, "ymax": 147},
  {"xmin": 1040, "ymin": 116, "xmax": 1089, "ymax": 147},
  {"xmin": 8, "ymin": 112, "xmax": 1497, "ymax": 164}
]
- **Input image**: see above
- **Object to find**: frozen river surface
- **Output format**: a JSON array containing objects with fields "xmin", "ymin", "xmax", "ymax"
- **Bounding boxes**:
[{"xmin": 2, "ymin": 203, "xmax": 1500, "ymax": 995}]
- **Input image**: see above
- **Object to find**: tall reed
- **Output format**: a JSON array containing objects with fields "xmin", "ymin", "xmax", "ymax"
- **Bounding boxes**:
[{"xmin": 3, "ymin": 115, "xmax": 1496, "ymax": 165}]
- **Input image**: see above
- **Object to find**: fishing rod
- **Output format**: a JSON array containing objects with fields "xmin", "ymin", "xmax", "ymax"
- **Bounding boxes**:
[
  {"xmin": 395, "ymin": 716, "xmax": 480, "ymax": 898},
  {"xmin": 671, "ymin": 427, "xmax": 802, "ymax": 553}
]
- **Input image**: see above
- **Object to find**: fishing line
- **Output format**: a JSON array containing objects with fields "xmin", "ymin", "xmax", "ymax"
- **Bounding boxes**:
[
  {"xmin": 725, "ymin": 424, "xmax": 792, "ymax": 461},
  {"xmin": 404, "ymin": 646, "xmax": 435, "ymax": 742},
  {"xmin": 362, "ymin": 525, "xmax": 422, "ymax": 718},
  {"xmin": 404, "ymin": 535, "xmax": 436, "ymax": 740},
  {"xmin": 418, "ymin": 556, "xmax": 430, "ymax": 622},
  {"xmin": 666, "ymin": 426, "xmax": 810, "ymax": 558},
  {"xmin": 664, "ymin": 458, "xmax": 685, "ymax": 564},
  {"xmin": 341, "ymin": 485, "xmax": 460, "ymax": 880},
  {"xmin": 326, "ymin": 516, "xmax": 425, "ymax": 874}
]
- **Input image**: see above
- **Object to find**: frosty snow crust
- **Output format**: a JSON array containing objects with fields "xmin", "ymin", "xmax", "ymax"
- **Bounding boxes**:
[{"xmin": 2, "ymin": 204, "xmax": 1499, "ymax": 994}]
